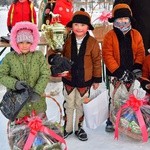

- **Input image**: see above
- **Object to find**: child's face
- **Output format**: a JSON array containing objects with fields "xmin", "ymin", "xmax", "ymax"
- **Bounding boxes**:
[
  {"xmin": 17, "ymin": 42, "xmax": 32, "ymax": 54},
  {"xmin": 115, "ymin": 17, "xmax": 130, "ymax": 23},
  {"xmin": 72, "ymin": 23, "xmax": 89, "ymax": 39}
]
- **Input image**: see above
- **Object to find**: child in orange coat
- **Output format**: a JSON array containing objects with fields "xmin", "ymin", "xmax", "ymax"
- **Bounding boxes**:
[{"xmin": 102, "ymin": 4, "xmax": 145, "ymax": 132}]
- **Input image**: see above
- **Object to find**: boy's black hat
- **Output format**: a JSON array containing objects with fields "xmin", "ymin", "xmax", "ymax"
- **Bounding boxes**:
[
  {"xmin": 108, "ymin": 4, "xmax": 133, "ymax": 23},
  {"xmin": 66, "ymin": 8, "xmax": 94, "ymax": 30}
]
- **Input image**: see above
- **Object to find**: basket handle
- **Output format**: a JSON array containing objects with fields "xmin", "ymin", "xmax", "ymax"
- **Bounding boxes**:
[{"xmin": 44, "ymin": 94, "xmax": 63, "ymax": 125}]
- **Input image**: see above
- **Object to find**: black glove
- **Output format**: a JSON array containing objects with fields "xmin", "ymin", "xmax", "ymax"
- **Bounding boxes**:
[
  {"xmin": 15, "ymin": 81, "xmax": 28, "ymax": 90},
  {"xmin": 132, "ymin": 69, "xmax": 142, "ymax": 79},
  {"xmin": 48, "ymin": 54, "xmax": 63, "ymax": 65},
  {"xmin": 60, "ymin": 57, "xmax": 72, "ymax": 71},
  {"xmin": 119, "ymin": 70, "xmax": 134, "ymax": 83},
  {"xmin": 51, "ymin": 65, "xmax": 63, "ymax": 75},
  {"xmin": 30, "ymin": 91, "xmax": 41, "ymax": 102},
  {"xmin": 49, "ymin": 54, "xmax": 72, "ymax": 75}
]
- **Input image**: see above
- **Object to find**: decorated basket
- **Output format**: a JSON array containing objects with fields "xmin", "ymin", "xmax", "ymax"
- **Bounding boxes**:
[
  {"xmin": 111, "ymin": 89, "xmax": 150, "ymax": 142},
  {"xmin": 7, "ymin": 95, "xmax": 67, "ymax": 150}
]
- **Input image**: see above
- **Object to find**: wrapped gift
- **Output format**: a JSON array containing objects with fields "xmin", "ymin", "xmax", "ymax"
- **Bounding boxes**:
[
  {"xmin": 8, "ymin": 116, "xmax": 66, "ymax": 150},
  {"xmin": 111, "ymin": 94, "xmax": 150, "ymax": 142}
]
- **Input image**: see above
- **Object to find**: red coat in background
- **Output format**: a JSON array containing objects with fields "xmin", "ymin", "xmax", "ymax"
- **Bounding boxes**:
[
  {"xmin": 7, "ymin": 0, "xmax": 36, "ymax": 32},
  {"xmin": 53, "ymin": 0, "xmax": 73, "ymax": 25}
]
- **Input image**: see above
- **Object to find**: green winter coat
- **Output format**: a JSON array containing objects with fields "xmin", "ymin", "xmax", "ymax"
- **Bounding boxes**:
[{"xmin": 0, "ymin": 51, "xmax": 50, "ymax": 118}]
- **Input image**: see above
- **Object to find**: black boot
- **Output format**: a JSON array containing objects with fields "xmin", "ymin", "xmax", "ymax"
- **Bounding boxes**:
[
  {"xmin": 64, "ymin": 130, "xmax": 73, "ymax": 138},
  {"xmin": 75, "ymin": 128, "xmax": 88, "ymax": 141},
  {"xmin": 105, "ymin": 118, "xmax": 114, "ymax": 132}
]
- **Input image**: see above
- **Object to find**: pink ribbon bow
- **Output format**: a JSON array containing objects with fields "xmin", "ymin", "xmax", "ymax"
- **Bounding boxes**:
[
  {"xmin": 114, "ymin": 94, "xmax": 148, "ymax": 142},
  {"xmin": 23, "ymin": 117, "xmax": 67, "ymax": 150},
  {"xmin": 93, "ymin": 10, "xmax": 112, "ymax": 23}
]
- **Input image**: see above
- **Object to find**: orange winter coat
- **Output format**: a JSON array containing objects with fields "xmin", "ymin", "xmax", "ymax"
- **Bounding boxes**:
[
  {"xmin": 142, "ymin": 54, "xmax": 150, "ymax": 80},
  {"xmin": 102, "ymin": 28, "xmax": 145, "ymax": 74}
]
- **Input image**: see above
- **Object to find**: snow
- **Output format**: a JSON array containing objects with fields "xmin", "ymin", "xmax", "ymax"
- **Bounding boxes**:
[{"xmin": 0, "ymin": 7, "xmax": 150, "ymax": 150}]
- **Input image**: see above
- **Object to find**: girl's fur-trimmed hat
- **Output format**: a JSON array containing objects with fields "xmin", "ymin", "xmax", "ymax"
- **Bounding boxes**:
[
  {"xmin": 10, "ymin": 21, "xmax": 39, "ymax": 54},
  {"xmin": 108, "ymin": 4, "xmax": 133, "ymax": 23},
  {"xmin": 16, "ymin": 29, "xmax": 34, "ymax": 44},
  {"xmin": 66, "ymin": 8, "xmax": 94, "ymax": 30}
]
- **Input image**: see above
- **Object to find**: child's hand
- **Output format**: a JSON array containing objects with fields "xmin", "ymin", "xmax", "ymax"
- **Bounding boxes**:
[
  {"xmin": 15, "ymin": 81, "xmax": 28, "ymax": 90},
  {"xmin": 92, "ymin": 83, "xmax": 99, "ymax": 90},
  {"xmin": 83, "ymin": 97, "xmax": 90, "ymax": 104},
  {"xmin": 30, "ymin": 91, "xmax": 41, "ymax": 102}
]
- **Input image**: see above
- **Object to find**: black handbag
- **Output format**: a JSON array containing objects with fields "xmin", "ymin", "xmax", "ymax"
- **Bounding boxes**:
[{"xmin": 0, "ymin": 87, "xmax": 31, "ymax": 121}]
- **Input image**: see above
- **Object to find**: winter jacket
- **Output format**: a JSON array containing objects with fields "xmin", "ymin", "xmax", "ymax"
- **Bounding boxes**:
[
  {"xmin": 142, "ymin": 55, "xmax": 150, "ymax": 80},
  {"xmin": 7, "ymin": 0, "xmax": 36, "ymax": 31},
  {"xmin": 0, "ymin": 51, "xmax": 50, "ymax": 118},
  {"xmin": 141, "ymin": 54, "xmax": 150, "ymax": 94},
  {"xmin": 102, "ymin": 28, "xmax": 145, "ymax": 78},
  {"xmin": 114, "ymin": 0, "xmax": 150, "ymax": 54},
  {"xmin": 62, "ymin": 32, "xmax": 102, "ymax": 87}
]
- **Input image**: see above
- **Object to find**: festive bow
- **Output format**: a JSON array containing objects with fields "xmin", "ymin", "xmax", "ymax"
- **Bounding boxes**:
[
  {"xmin": 114, "ymin": 94, "xmax": 148, "ymax": 142},
  {"xmin": 93, "ymin": 10, "xmax": 112, "ymax": 23},
  {"xmin": 126, "ymin": 95, "xmax": 143, "ymax": 111},
  {"xmin": 23, "ymin": 116, "xmax": 67, "ymax": 150}
]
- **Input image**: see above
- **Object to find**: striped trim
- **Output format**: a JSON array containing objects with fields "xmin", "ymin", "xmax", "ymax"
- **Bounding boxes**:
[
  {"xmin": 10, "ymin": 4, "xmax": 15, "ymax": 25},
  {"xmin": 30, "ymin": 2, "xmax": 35, "ymax": 23}
]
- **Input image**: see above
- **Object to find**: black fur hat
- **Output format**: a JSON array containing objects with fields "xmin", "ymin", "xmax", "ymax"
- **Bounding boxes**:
[
  {"xmin": 108, "ymin": 4, "xmax": 133, "ymax": 23},
  {"xmin": 66, "ymin": 8, "xmax": 94, "ymax": 30}
]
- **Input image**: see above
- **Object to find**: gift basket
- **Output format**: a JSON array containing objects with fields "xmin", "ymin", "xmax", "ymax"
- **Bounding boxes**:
[
  {"xmin": 110, "ymin": 80, "xmax": 150, "ymax": 142},
  {"xmin": 7, "ymin": 95, "xmax": 67, "ymax": 150}
]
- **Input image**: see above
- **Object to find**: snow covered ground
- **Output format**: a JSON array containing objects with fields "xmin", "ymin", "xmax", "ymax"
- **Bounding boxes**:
[{"xmin": 0, "ymin": 7, "xmax": 150, "ymax": 150}]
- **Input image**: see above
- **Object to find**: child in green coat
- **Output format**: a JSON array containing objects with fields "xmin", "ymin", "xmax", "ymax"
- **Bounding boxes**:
[{"xmin": 0, "ymin": 21, "xmax": 50, "ymax": 149}]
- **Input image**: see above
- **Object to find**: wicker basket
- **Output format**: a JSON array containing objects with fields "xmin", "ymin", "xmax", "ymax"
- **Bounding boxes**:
[
  {"xmin": 92, "ymin": 24, "xmax": 112, "ymax": 42},
  {"xmin": 111, "ymin": 112, "xmax": 150, "ymax": 141}
]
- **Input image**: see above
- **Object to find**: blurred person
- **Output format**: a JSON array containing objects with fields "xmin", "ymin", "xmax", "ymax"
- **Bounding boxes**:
[
  {"xmin": 141, "ymin": 53, "xmax": 150, "ymax": 95},
  {"xmin": 7, "ymin": 0, "xmax": 36, "ymax": 33}
]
